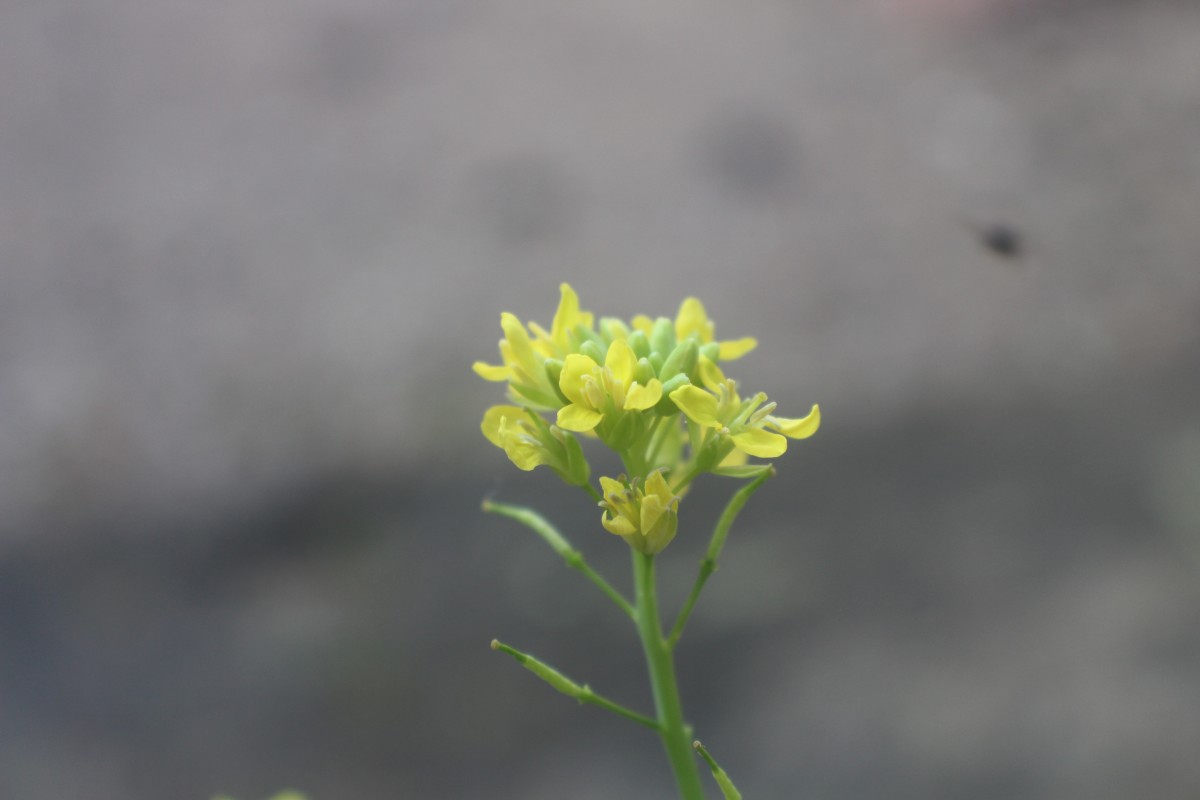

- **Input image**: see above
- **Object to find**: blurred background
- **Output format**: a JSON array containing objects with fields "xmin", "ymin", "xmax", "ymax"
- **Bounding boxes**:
[{"xmin": 2, "ymin": 0, "xmax": 1199, "ymax": 798}]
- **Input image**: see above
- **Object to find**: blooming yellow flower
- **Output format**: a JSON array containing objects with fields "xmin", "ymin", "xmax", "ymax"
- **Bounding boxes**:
[
  {"xmin": 556, "ymin": 339, "xmax": 663, "ymax": 432},
  {"xmin": 669, "ymin": 359, "xmax": 819, "ymax": 459},
  {"xmin": 473, "ymin": 284, "xmax": 594, "ymax": 410},
  {"xmin": 598, "ymin": 471, "xmax": 681, "ymax": 554},
  {"xmin": 482, "ymin": 404, "xmax": 590, "ymax": 485}
]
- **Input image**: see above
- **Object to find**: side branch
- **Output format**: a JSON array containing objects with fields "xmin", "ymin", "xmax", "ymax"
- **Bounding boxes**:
[
  {"xmin": 491, "ymin": 639, "xmax": 660, "ymax": 731},
  {"xmin": 668, "ymin": 466, "xmax": 774, "ymax": 649},
  {"xmin": 693, "ymin": 740, "xmax": 743, "ymax": 800},
  {"xmin": 483, "ymin": 499, "xmax": 636, "ymax": 620}
]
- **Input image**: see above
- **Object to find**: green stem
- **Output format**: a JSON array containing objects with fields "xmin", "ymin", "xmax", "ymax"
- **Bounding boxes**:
[
  {"xmin": 633, "ymin": 551, "xmax": 707, "ymax": 800},
  {"xmin": 483, "ymin": 500, "xmax": 636, "ymax": 620},
  {"xmin": 491, "ymin": 639, "xmax": 660, "ymax": 731},
  {"xmin": 668, "ymin": 466, "xmax": 774, "ymax": 649}
]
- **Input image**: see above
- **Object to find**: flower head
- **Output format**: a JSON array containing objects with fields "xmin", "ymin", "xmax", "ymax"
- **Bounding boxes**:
[
  {"xmin": 473, "ymin": 284, "xmax": 595, "ymax": 410},
  {"xmin": 482, "ymin": 405, "xmax": 590, "ymax": 486},
  {"xmin": 598, "ymin": 471, "xmax": 681, "ymax": 554},
  {"xmin": 669, "ymin": 358, "xmax": 819, "ymax": 460},
  {"xmin": 556, "ymin": 339, "xmax": 663, "ymax": 433}
]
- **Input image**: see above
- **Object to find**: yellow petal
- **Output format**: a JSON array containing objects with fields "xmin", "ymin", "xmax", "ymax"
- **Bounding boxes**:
[
  {"xmin": 644, "ymin": 470, "xmax": 675, "ymax": 506},
  {"xmin": 731, "ymin": 427, "xmax": 788, "ymax": 458},
  {"xmin": 604, "ymin": 338, "xmax": 637, "ymax": 385},
  {"xmin": 601, "ymin": 511, "xmax": 637, "ymax": 537},
  {"xmin": 498, "ymin": 416, "xmax": 545, "ymax": 470},
  {"xmin": 718, "ymin": 448, "xmax": 749, "ymax": 468},
  {"xmin": 623, "ymin": 378, "xmax": 662, "ymax": 411},
  {"xmin": 631, "ymin": 315, "xmax": 655, "ymax": 335},
  {"xmin": 717, "ymin": 337, "xmax": 757, "ymax": 360},
  {"xmin": 599, "ymin": 476, "xmax": 626, "ymax": 499},
  {"xmin": 500, "ymin": 313, "xmax": 541, "ymax": 377},
  {"xmin": 675, "ymin": 298, "xmax": 714, "ymax": 343},
  {"xmin": 639, "ymin": 494, "xmax": 666, "ymax": 539},
  {"xmin": 669, "ymin": 385, "xmax": 722, "ymax": 427},
  {"xmin": 551, "ymin": 283, "xmax": 583, "ymax": 343},
  {"xmin": 767, "ymin": 404, "xmax": 820, "ymax": 439},
  {"xmin": 559, "ymin": 354, "xmax": 597, "ymax": 406},
  {"xmin": 473, "ymin": 361, "xmax": 510, "ymax": 381},
  {"xmin": 697, "ymin": 357, "xmax": 726, "ymax": 392},
  {"xmin": 481, "ymin": 405, "xmax": 525, "ymax": 447},
  {"xmin": 556, "ymin": 403, "xmax": 604, "ymax": 432}
]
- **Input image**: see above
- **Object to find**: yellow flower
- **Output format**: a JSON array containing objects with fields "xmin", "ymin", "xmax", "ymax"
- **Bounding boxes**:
[
  {"xmin": 482, "ymin": 405, "xmax": 590, "ymax": 485},
  {"xmin": 673, "ymin": 297, "xmax": 757, "ymax": 360},
  {"xmin": 598, "ymin": 471, "xmax": 681, "ymax": 554},
  {"xmin": 556, "ymin": 339, "xmax": 663, "ymax": 432},
  {"xmin": 473, "ymin": 284, "xmax": 595, "ymax": 410},
  {"xmin": 669, "ymin": 359, "xmax": 819, "ymax": 459}
]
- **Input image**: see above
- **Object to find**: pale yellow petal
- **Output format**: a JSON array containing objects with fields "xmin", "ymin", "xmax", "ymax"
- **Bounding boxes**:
[
  {"xmin": 473, "ymin": 361, "xmax": 510, "ymax": 381},
  {"xmin": 766, "ymin": 404, "xmax": 820, "ymax": 439},
  {"xmin": 731, "ymin": 427, "xmax": 787, "ymax": 458},
  {"xmin": 551, "ymin": 283, "xmax": 583, "ymax": 343},
  {"xmin": 556, "ymin": 403, "xmax": 604, "ymax": 432},
  {"xmin": 675, "ymin": 297, "xmax": 713, "ymax": 342},
  {"xmin": 599, "ymin": 476, "xmax": 626, "ymax": 499},
  {"xmin": 601, "ymin": 511, "xmax": 637, "ymax": 537},
  {"xmin": 481, "ymin": 405, "xmax": 525, "ymax": 447},
  {"xmin": 623, "ymin": 379, "xmax": 662, "ymax": 411},
  {"xmin": 639, "ymin": 494, "xmax": 666, "ymax": 539},
  {"xmin": 697, "ymin": 357, "xmax": 726, "ymax": 392},
  {"xmin": 644, "ymin": 470, "xmax": 675, "ymax": 506},
  {"xmin": 718, "ymin": 447, "xmax": 749, "ymax": 468},
  {"xmin": 669, "ymin": 385, "xmax": 722, "ymax": 427},
  {"xmin": 559, "ymin": 354, "xmax": 597, "ymax": 406},
  {"xmin": 604, "ymin": 338, "xmax": 637, "ymax": 385},
  {"xmin": 630, "ymin": 315, "xmax": 655, "ymax": 335},
  {"xmin": 717, "ymin": 337, "xmax": 757, "ymax": 360}
]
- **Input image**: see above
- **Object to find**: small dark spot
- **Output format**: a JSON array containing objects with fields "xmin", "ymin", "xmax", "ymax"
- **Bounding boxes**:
[{"xmin": 978, "ymin": 223, "xmax": 1023, "ymax": 259}]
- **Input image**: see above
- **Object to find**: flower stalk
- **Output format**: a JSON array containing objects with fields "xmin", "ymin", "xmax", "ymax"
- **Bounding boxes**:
[{"xmin": 476, "ymin": 284, "xmax": 821, "ymax": 798}]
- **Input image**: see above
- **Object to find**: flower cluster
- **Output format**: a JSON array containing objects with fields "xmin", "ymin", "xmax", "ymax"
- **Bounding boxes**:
[{"xmin": 475, "ymin": 284, "xmax": 819, "ymax": 552}]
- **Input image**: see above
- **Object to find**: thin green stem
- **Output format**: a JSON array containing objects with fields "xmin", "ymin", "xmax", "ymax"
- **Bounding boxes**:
[
  {"xmin": 668, "ymin": 466, "xmax": 774, "ymax": 649},
  {"xmin": 483, "ymin": 500, "xmax": 636, "ymax": 620},
  {"xmin": 582, "ymin": 482, "xmax": 603, "ymax": 503},
  {"xmin": 693, "ymin": 740, "xmax": 743, "ymax": 800},
  {"xmin": 633, "ymin": 551, "xmax": 707, "ymax": 800},
  {"xmin": 491, "ymin": 640, "xmax": 659, "ymax": 731}
]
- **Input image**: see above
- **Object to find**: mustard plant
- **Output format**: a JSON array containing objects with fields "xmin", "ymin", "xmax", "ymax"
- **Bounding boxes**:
[{"xmin": 477, "ymin": 285, "xmax": 819, "ymax": 799}]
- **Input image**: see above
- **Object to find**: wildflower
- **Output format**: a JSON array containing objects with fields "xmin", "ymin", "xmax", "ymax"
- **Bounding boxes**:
[
  {"xmin": 556, "ymin": 339, "xmax": 663, "ymax": 433},
  {"xmin": 599, "ymin": 471, "xmax": 681, "ymax": 554},
  {"xmin": 482, "ymin": 405, "xmax": 590, "ymax": 485},
  {"xmin": 473, "ymin": 284, "xmax": 595, "ymax": 410},
  {"xmin": 669, "ymin": 359, "xmax": 819, "ymax": 459}
]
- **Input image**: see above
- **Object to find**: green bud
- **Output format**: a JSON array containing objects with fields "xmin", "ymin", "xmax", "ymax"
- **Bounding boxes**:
[
  {"xmin": 636, "ymin": 357, "xmax": 656, "ymax": 386},
  {"xmin": 579, "ymin": 340, "xmax": 606, "ymax": 364},
  {"xmin": 699, "ymin": 341, "xmax": 720, "ymax": 364},
  {"xmin": 599, "ymin": 316, "xmax": 630, "ymax": 341},
  {"xmin": 627, "ymin": 329, "xmax": 651, "ymax": 359},
  {"xmin": 649, "ymin": 317, "xmax": 676, "ymax": 357},
  {"xmin": 654, "ymin": 373, "xmax": 691, "ymax": 415},
  {"xmin": 660, "ymin": 339, "xmax": 699, "ymax": 380},
  {"xmin": 648, "ymin": 352, "xmax": 665, "ymax": 374}
]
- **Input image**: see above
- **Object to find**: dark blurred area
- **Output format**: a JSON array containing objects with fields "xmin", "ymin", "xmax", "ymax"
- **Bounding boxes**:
[{"xmin": 2, "ymin": 1, "xmax": 1200, "ymax": 798}]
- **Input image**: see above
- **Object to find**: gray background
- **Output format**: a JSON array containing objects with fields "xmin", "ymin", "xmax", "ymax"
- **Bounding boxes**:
[{"xmin": 2, "ymin": 0, "xmax": 1199, "ymax": 798}]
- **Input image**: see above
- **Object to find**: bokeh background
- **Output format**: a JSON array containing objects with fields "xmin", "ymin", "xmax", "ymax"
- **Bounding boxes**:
[{"xmin": 3, "ymin": 0, "xmax": 1200, "ymax": 798}]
